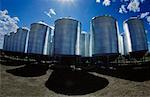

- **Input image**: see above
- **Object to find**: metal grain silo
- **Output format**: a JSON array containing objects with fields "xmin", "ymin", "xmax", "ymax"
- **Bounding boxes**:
[
  {"xmin": 7, "ymin": 34, "xmax": 11, "ymax": 51},
  {"xmin": 27, "ymin": 22, "xmax": 53, "ymax": 55},
  {"xmin": 119, "ymin": 33, "xmax": 124, "ymax": 55},
  {"xmin": 123, "ymin": 17, "xmax": 148, "ymax": 58},
  {"xmin": 54, "ymin": 17, "xmax": 81, "ymax": 56},
  {"xmin": 80, "ymin": 31, "xmax": 90, "ymax": 57},
  {"xmin": 12, "ymin": 32, "xmax": 17, "ymax": 52},
  {"xmin": 46, "ymin": 26, "xmax": 54, "ymax": 56},
  {"xmin": 9, "ymin": 32, "xmax": 14, "ymax": 52},
  {"xmin": 122, "ymin": 32, "xmax": 128, "ymax": 56},
  {"xmin": 91, "ymin": 16, "xmax": 119, "ymax": 61},
  {"xmin": 3, "ymin": 35, "xmax": 8, "ymax": 51},
  {"xmin": 6, "ymin": 35, "xmax": 9, "ymax": 51},
  {"xmin": 7, "ymin": 33, "xmax": 11, "ymax": 51},
  {"xmin": 14, "ymin": 27, "xmax": 29, "ymax": 53},
  {"xmin": 13, "ymin": 33, "xmax": 16, "ymax": 52}
]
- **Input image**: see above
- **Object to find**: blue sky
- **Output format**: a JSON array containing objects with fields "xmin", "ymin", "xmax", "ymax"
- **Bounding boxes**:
[{"xmin": 1, "ymin": 0, "xmax": 150, "ymax": 39}]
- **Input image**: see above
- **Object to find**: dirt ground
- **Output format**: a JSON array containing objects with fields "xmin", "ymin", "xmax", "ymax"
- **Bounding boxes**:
[{"xmin": 0, "ymin": 63, "xmax": 150, "ymax": 97}]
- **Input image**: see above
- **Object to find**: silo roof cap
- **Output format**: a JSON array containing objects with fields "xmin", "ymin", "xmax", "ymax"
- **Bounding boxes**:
[
  {"xmin": 9, "ymin": 32, "xmax": 14, "ymax": 35},
  {"xmin": 37, "ymin": 21, "xmax": 50, "ymax": 26},
  {"xmin": 38, "ymin": 21, "xmax": 54, "ymax": 29},
  {"xmin": 16, "ymin": 27, "xmax": 30, "ymax": 33},
  {"xmin": 92, "ymin": 15, "xmax": 116, "ymax": 21},
  {"xmin": 49, "ymin": 26, "xmax": 54, "ymax": 30},
  {"xmin": 55, "ymin": 17, "xmax": 80, "ymax": 23},
  {"xmin": 21, "ymin": 27, "xmax": 30, "ymax": 31},
  {"xmin": 124, "ymin": 17, "xmax": 141, "ymax": 24}
]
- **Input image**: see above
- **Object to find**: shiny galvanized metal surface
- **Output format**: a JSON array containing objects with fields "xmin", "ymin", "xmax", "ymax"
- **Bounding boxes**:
[
  {"xmin": 27, "ymin": 23, "xmax": 48, "ymax": 55},
  {"xmin": 121, "ymin": 33, "xmax": 127, "ymax": 55},
  {"xmin": 3, "ymin": 35, "xmax": 8, "ymax": 51},
  {"xmin": 12, "ymin": 33, "xmax": 17, "ymax": 52},
  {"xmin": 123, "ymin": 18, "xmax": 148, "ymax": 54},
  {"xmin": 7, "ymin": 34, "xmax": 11, "ymax": 51},
  {"xmin": 15, "ymin": 28, "xmax": 29, "ymax": 53},
  {"xmin": 46, "ymin": 27, "xmax": 54, "ymax": 56},
  {"xmin": 8, "ymin": 33, "xmax": 12, "ymax": 51},
  {"xmin": 54, "ymin": 18, "xmax": 81, "ymax": 56},
  {"xmin": 9, "ymin": 32, "xmax": 14, "ymax": 52},
  {"xmin": 118, "ymin": 33, "xmax": 124, "ymax": 55},
  {"xmin": 91, "ymin": 16, "xmax": 119, "ymax": 56},
  {"xmin": 80, "ymin": 32, "xmax": 90, "ymax": 57},
  {"xmin": 27, "ymin": 23, "xmax": 51, "ymax": 55}
]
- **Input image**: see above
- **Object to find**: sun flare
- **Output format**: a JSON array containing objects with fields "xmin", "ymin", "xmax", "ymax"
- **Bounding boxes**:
[{"xmin": 58, "ymin": 0, "xmax": 74, "ymax": 4}]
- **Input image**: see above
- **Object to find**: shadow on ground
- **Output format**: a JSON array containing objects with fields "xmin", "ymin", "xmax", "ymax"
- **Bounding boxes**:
[
  {"xmin": 45, "ymin": 70, "xmax": 109, "ymax": 95},
  {"xmin": 6, "ymin": 64, "xmax": 49, "ymax": 77},
  {"xmin": 91, "ymin": 62, "xmax": 150, "ymax": 82}
]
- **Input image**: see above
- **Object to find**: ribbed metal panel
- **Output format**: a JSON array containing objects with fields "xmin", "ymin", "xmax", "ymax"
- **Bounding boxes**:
[
  {"xmin": 12, "ymin": 33, "xmax": 17, "ymax": 52},
  {"xmin": 27, "ymin": 22, "xmax": 53, "ymax": 55},
  {"xmin": 8, "ymin": 33, "xmax": 11, "ymax": 51},
  {"xmin": 80, "ymin": 32, "xmax": 90, "ymax": 57},
  {"xmin": 54, "ymin": 18, "xmax": 81, "ymax": 56},
  {"xmin": 25, "ymin": 29, "xmax": 30, "ymax": 53},
  {"xmin": 3, "ymin": 35, "xmax": 8, "ymax": 51},
  {"xmin": 12, "ymin": 33, "xmax": 16, "ymax": 52},
  {"xmin": 91, "ymin": 16, "xmax": 119, "ymax": 57},
  {"xmin": 123, "ymin": 18, "xmax": 148, "ymax": 57},
  {"xmin": 124, "ymin": 18, "xmax": 148, "ymax": 57},
  {"xmin": 119, "ymin": 33, "xmax": 124, "ymax": 55},
  {"xmin": 9, "ymin": 32, "xmax": 14, "ymax": 52},
  {"xmin": 7, "ymin": 34, "xmax": 11, "ymax": 51},
  {"xmin": 122, "ymin": 32, "xmax": 128, "ymax": 55},
  {"xmin": 14, "ymin": 28, "xmax": 29, "ymax": 53},
  {"xmin": 46, "ymin": 27, "xmax": 54, "ymax": 56},
  {"xmin": 6, "ymin": 35, "xmax": 9, "ymax": 51},
  {"xmin": 43, "ymin": 26, "xmax": 53, "ymax": 55}
]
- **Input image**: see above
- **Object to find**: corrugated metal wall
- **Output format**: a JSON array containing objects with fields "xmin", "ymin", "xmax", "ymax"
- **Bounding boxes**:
[
  {"xmin": 91, "ymin": 16, "xmax": 119, "ymax": 56},
  {"xmin": 54, "ymin": 18, "xmax": 81, "ymax": 56}
]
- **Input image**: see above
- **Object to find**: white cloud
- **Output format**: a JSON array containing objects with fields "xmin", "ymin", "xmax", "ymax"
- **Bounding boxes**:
[
  {"xmin": 0, "ymin": 9, "xmax": 19, "ymax": 49},
  {"xmin": 119, "ymin": 5, "xmax": 128, "ymax": 14},
  {"xmin": 140, "ymin": 12, "xmax": 150, "ymax": 18},
  {"xmin": 103, "ymin": 0, "xmax": 111, "ymax": 6},
  {"xmin": 0, "ymin": 9, "xmax": 19, "ymax": 35},
  {"xmin": 0, "ymin": 9, "xmax": 8, "ymax": 16},
  {"xmin": 119, "ymin": 0, "xmax": 147, "ymax": 14},
  {"xmin": 44, "ymin": 8, "xmax": 56, "ymax": 18},
  {"xmin": 147, "ymin": 16, "xmax": 150, "ymax": 25},
  {"xmin": 49, "ymin": 8, "xmax": 56, "ymax": 15},
  {"xmin": 96, "ymin": 0, "xmax": 101, "ymax": 3},
  {"xmin": 13, "ymin": 17, "xmax": 20, "ymax": 23},
  {"xmin": 127, "ymin": 0, "xmax": 140, "ymax": 12}
]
